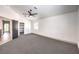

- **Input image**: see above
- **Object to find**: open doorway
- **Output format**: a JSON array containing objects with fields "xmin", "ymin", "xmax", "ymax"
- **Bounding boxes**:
[
  {"xmin": 12, "ymin": 20, "xmax": 18, "ymax": 39},
  {"xmin": 20, "ymin": 22, "xmax": 24, "ymax": 35},
  {"xmin": 1, "ymin": 20, "xmax": 11, "ymax": 44}
]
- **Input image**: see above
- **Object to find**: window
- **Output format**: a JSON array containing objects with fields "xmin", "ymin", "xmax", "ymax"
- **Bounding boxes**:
[{"xmin": 34, "ymin": 22, "xmax": 39, "ymax": 30}]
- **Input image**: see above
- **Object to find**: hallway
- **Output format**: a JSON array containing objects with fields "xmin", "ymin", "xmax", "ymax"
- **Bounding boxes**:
[{"xmin": 0, "ymin": 33, "xmax": 79, "ymax": 54}]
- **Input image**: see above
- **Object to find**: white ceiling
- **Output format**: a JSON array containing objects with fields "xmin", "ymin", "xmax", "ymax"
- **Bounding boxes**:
[{"xmin": 9, "ymin": 5, "xmax": 78, "ymax": 19}]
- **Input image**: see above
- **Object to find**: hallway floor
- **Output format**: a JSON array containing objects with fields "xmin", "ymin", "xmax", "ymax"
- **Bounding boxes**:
[
  {"xmin": 0, "ymin": 32, "xmax": 11, "ymax": 45},
  {"xmin": 0, "ymin": 33, "xmax": 79, "ymax": 54}
]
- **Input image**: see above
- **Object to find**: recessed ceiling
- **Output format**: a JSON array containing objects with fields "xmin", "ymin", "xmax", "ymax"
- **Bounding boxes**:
[{"xmin": 9, "ymin": 5, "xmax": 78, "ymax": 19}]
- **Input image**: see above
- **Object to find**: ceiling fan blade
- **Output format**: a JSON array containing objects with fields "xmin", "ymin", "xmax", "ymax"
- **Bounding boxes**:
[{"xmin": 31, "ymin": 13, "xmax": 38, "ymax": 16}]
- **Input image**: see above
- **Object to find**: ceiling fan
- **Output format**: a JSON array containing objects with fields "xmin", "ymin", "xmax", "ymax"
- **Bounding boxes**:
[
  {"xmin": 27, "ymin": 9, "xmax": 38, "ymax": 17},
  {"xmin": 23, "ymin": 7, "xmax": 38, "ymax": 17}
]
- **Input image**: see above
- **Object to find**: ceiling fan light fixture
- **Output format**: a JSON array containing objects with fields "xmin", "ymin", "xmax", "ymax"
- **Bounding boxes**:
[{"xmin": 34, "ymin": 7, "xmax": 37, "ymax": 9}]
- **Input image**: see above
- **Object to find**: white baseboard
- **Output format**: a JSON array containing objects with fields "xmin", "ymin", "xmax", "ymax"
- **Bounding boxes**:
[{"xmin": 33, "ymin": 32, "xmax": 77, "ymax": 45}]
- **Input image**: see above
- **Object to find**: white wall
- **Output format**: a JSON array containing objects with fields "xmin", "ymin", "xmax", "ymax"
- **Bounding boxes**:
[{"xmin": 33, "ymin": 12, "xmax": 77, "ymax": 44}]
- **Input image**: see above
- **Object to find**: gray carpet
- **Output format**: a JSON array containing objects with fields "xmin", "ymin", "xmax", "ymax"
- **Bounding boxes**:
[{"xmin": 0, "ymin": 33, "xmax": 79, "ymax": 54}]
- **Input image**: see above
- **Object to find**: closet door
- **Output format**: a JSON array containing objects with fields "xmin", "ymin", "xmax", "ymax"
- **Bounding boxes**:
[{"xmin": 12, "ymin": 20, "xmax": 18, "ymax": 39}]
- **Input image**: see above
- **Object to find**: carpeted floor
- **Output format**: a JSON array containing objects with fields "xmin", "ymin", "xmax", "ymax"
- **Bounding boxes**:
[{"xmin": 0, "ymin": 33, "xmax": 79, "ymax": 54}]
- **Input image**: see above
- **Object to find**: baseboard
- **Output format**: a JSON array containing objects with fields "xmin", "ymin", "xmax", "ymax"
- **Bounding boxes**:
[{"xmin": 32, "ymin": 32, "xmax": 77, "ymax": 45}]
